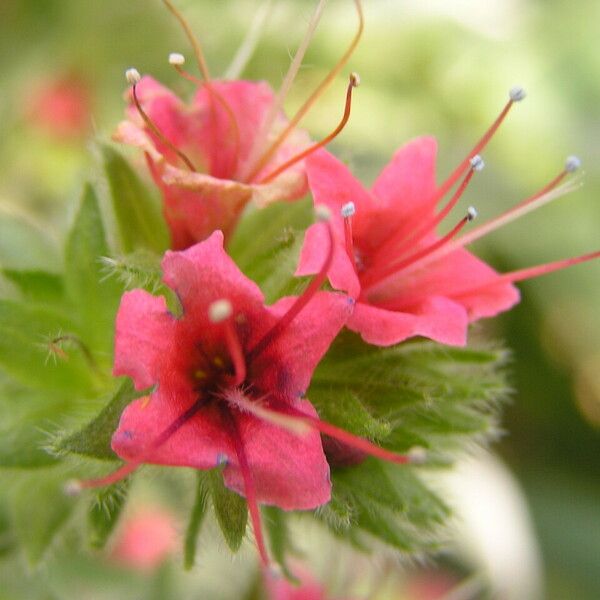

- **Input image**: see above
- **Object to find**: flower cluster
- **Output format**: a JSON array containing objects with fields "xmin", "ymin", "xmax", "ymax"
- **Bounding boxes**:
[{"xmin": 70, "ymin": 0, "xmax": 598, "ymax": 588}]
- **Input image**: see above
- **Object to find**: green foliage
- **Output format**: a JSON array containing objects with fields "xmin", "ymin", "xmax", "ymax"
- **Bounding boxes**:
[
  {"xmin": 88, "ymin": 481, "xmax": 129, "ymax": 549},
  {"xmin": 2, "ymin": 270, "xmax": 65, "ymax": 305},
  {"xmin": 184, "ymin": 472, "xmax": 209, "ymax": 570},
  {"xmin": 55, "ymin": 379, "xmax": 146, "ymax": 460},
  {"xmin": 207, "ymin": 469, "xmax": 248, "ymax": 553},
  {"xmin": 102, "ymin": 145, "xmax": 169, "ymax": 254}
]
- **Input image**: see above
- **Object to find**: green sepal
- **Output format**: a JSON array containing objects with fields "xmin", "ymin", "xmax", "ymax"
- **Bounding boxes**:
[
  {"xmin": 102, "ymin": 145, "xmax": 169, "ymax": 254},
  {"xmin": 54, "ymin": 378, "xmax": 147, "ymax": 460},
  {"xmin": 207, "ymin": 468, "xmax": 248, "ymax": 552},
  {"xmin": 263, "ymin": 506, "xmax": 298, "ymax": 582},
  {"xmin": 184, "ymin": 471, "xmax": 209, "ymax": 569},
  {"xmin": 87, "ymin": 480, "xmax": 130, "ymax": 549}
]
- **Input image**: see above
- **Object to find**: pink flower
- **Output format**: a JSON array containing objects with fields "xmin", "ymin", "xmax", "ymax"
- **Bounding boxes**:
[
  {"xmin": 298, "ymin": 91, "xmax": 597, "ymax": 347},
  {"xmin": 113, "ymin": 0, "xmax": 364, "ymax": 249},
  {"xmin": 74, "ymin": 221, "xmax": 424, "ymax": 567},
  {"xmin": 110, "ymin": 506, "xmax": 178, "ymax": 572},
  {"xmin": 114, "ymin": 75, "xmax": 310, "ymax": 249}
]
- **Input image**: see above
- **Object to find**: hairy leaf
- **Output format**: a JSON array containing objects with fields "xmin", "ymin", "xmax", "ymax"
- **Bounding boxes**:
[{"xmin": 88, "ymin": 480, "xmax": 129, "ymax": 549}]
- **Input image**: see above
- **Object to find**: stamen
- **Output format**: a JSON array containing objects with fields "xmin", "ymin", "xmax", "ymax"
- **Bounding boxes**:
[
  {"xmin": 248, "ymin": 208, "xmax": 335, "ymax": 360},
  {"xmin": 239, "ymin": 0, "xmax": 328, "ymax": 181},
  {"xmin": 341, "ymin": 201, "xmax": 356, "ymax": 264},
  {"xmin": 162, "ymin": 0, "xmax": 211, "ymax": 82},
  {"xmin": 281, "ymin": 405, "xmax": 423, "ymax": 466},
  {"xmin": 127, "ymin": 70, "xmax": 197, "ymax": 172},
  {"xmin": 168, "ymin": 52, "xmax": 186, "ymax": 67},
  {"xmin": 393, "ymin": 164, "xmax": 584, "ymax": 279},
  {"xmin": 430, "ymin": 86, "xmax": 526, "ymax": 208},
  {"xmin": 67, "ymin": 396, "xmax": 206, "ymax": 492},
  {"xmin": 374, "ymin": 154, "xmax": 484, "ymax": 263},
  {"xmin": 455, "ymin": 249, "xmax": 600, "ymax": 297},
  {"xmin": 257, "ymin": 73, "xmax": 360, "ymax": 184},
  {"xmin": 246, "ymin": 0, "xmax": 365, "ymax": 183},
  {"xmin": 224, "ymin": 411, "xmax": 271, "ymax": 568},
  {"xmin": 209, "ymin": 299, "xmax": 246, "ymax": 386},
  {"xmin": 364, "ymin": 208, "xmax": 478, "ymax": 289}
]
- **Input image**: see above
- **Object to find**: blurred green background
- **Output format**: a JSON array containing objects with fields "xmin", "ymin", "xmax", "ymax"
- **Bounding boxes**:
[{"xmin": 0, "ymin": 0, "xmax": 599, "ymax": 598}]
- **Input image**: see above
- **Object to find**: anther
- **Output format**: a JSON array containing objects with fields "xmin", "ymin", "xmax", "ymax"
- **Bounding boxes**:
[
  {"xmin": 565, "ymin": 155, "xmax": 582, "ymax": 173},
  {"xmin": 125, "ymin": 68, "xmax": 141, "ymax": 85},
  {"xmin": 168, "ymin": 52, "xmax": 185, "ymax": 66},
  {"xmin": 64, "ymin": 479, "xmax": 82, "ymax": 497},
  {"xmin": 467, "ymin": 206, "xmax": 478, "ymax": 221},
  {"xmin": 209, "ymin": 299, "xmax": 233, "ymax": 323},
  {"xmin": 341, "ymin": 201, "xmax": 356, "ymax": 218},
  {"xmin": 469, "ymin": 155, "xmax": 485, "ymax": 172},
  {"xmin": 509, "ymin": 86, "xmax": 526, "ymax": 102},
  {"xmin": 408, "ymin": 446, "xmax": 427, "ymax": 465},
  {"xmin": 315, "ymin": 205, "xmax": 332, "ymax": 222},
  {"xmin": 350, "ymin": 72, "xmax": 361, "ymax": 87}
]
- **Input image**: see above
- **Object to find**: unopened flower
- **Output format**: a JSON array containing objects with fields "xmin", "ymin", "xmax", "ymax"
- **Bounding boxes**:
[
  {"xmin": 297, "ymin": 89, "xmax": 598, "ymax": 346},
  {"xmin": 114, "ymin": 0, "xmax": 363, "ymax": 249}
]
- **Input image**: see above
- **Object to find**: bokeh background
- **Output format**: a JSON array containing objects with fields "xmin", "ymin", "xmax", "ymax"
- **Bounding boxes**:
[{"xmin": 0, "ymin": 0, "xmax": 599, "ymax": 598}]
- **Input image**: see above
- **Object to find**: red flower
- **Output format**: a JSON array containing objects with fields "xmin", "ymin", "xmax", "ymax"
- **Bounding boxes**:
[
  {"xmin": 298, "ymin": 95, "xmax": 596, "ymax": 347},
  {"xmin": 114, "ymin": 75, "xmax": 310, "ymax": 249}
]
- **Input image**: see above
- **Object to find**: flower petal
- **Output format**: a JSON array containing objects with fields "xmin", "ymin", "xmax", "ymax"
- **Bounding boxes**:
[
  {"xmin": 113, "ymin": 290, "xmax": 177, "ymax": 390},
  {"xmin": 348, "ymin": 296, "xmax": 468, "ymax": 347},
  {"xmin": 223, "ymin": 398, "xmax": 331, "ymax": 510}
]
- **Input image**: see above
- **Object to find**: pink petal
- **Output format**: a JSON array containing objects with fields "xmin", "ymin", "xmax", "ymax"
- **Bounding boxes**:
[
  {"xmin": 296, "ymin": 223, "xmax": 360, "ymax": 298},
  {"xmin": 348, "ymin": 296, "xmax": 468, "ymax": 347},
  {"xmin": 161, "ymin": 231, "xmax": 266, "ymax": 323},
  {"xmin": 250, "ymin": 292, "xmax": 353, "ymax": 397},
  {"xmin": 371, "ymin": 136, "xmax": 439, "ymax": 230},
  {"xmin": 112, "ymin": 391, "xmax": 233, "ymax": 469},
  {"xmin": 223, "ymin": 398, "xmax": 331, "ymax": 510},
  {"xmin": 113, "ymin": 290, "xmax": 177, "ymax": 390}
]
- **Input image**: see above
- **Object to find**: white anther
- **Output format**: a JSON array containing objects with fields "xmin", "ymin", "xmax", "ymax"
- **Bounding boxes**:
[
  {"xmin": 467, "ymin": 206, "xmax": 478, "ymax": 221},
  {"xmin": 341, "ymin": 201, "xmax": 356, "ymax": 218},
  {"xmin": 469, "ymin": 155, "xmax": 485, "ymax": 172},
  {"xmin": 350, "ymin": 72, "xmax": 361, "ymax": 87},
  {"xmin": 209, "ymin": 299, "xmax": 233, "ymax": 323},
  {"xmin": 565, "ymin": 155, "xmax": 582, "ymax": 173},
  {"xmin": 169, "ymin": 52, "xmax": 185, "ymax": 66},
  {"xmin": 64, "ymin": 479, "xmax": 82, "ymax": 497},
  {"xmin": 509, "ymin": 86, "xmax": 526, "ymax": 102},
  {"xmin": 408, "ymin": 446, "xmax": 427, "ymax": 465},
  {"xmin": 125, "ymin": 68, "xmax": 141, "ymax": 85},
  {"xmin": 315, "ymin": 205, "xmax": 332, "ymax": 222}
]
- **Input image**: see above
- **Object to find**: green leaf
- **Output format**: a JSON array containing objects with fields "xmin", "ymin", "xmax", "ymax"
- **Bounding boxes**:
[
  {"xmin": 184, "ymin": 472, "xmax": 209, "ymax": 569},
  {"xmin": 0, "ymin": 210, "xmax": 60, "ymax": 272},
  {"xmin": 2, "ymin": 270, "xmax": 65, "ymax": 305},
  {"xmin": 263, "ymin": 506, "xmax": 298, "ymax": 581},
  {"xmin": 10, "ymin": 470, "xmax": 76, "ymax": 566},
  {"xmin": 102, "ymin": 145, "xmax": 169, "ymax": 254},
  {"xmin": 55, "ymin": 378, "xmax": 145, "ymax": 460},
  {"xmin": 88, "ymin": 480, "xmax": 129, "ymax": 549},
  {"xmin": 99, "ymin": 249, "xmax": 163, "ymax": 293},
  {"xmin": 65, "ymin": 184, "xmax": 124, "ymax": 356},
  {"xmin": 0, "ymin": 300, "xmax": 94, "ymax": 392},
  {"xmin": 207, "ymin": 468, "xmax": 247, "ymax": 552}
]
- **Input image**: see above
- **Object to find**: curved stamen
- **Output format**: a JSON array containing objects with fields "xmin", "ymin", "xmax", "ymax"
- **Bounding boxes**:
[
  {"xmin": 239, "ymin": 0, "xmax": 327, "ymax": 182},
  {"xmin": 127, "ymin": 70, "xmax": 197, "ymax": 172},
  {"xmin": 246, "ymin": 0, "xmax": 364, "ymax": 183},
  {"xmin": 374, "ymin": 155, "xmax": 484, "ymax": 264},
  {"xmin": 341, "ymin": 201, "xmax": 356, "ymax": 265},
  {"xmin": 162, "ymin": 0, "xmax": 211, "ymax": 82},
  {"xmin": 168, "ymin": 55, "xmax": 242, "ymax": 176},
  {"xmin": 429, "ymin": 87, "xmax": 526, "ymax": 208},
  {"xmin": 364, "ymin": 208, "xmax": 477, "ymax": 290},
  {"xmin": 257, "ymin": 73, "xmax": 360, "ymax": 184},
  {"xmin": 248, "ymin": 207, "xmax": 335, "ymax": 361},
  {"xmin": 67, "ymin": 396, "xmax": 207, "ymax": 492}
]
